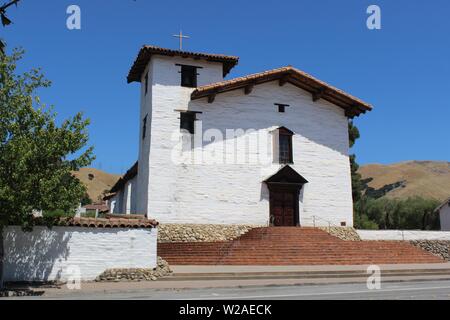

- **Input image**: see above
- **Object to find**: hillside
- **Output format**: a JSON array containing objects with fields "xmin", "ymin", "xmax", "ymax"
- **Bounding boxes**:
[
  {"xmin": 72, "ymin": 168, "xmax": 121, "ymax": 202},
  {"xmin": 359, "ymin": 161, "xmax": 450, "ymax": 202}
]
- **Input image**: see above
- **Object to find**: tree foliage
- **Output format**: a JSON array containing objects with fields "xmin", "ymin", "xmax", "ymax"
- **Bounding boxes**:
[
  {"xmin": 349, "ymin": 120, "xmax": 374, "ymax": 227},
  {"xmin": 348, "ymin": 121, "xmax": 364, "ymax": 203},
  {"xmin": 0, "ymin": 49, "xmax": 95, "ymax": 229},
  {"xmin": 348, "ymin": 121, "xmax": 439, "ymax": 230},
  {"xmin": 354, "ymin": 196, "xmax": 440, "ymax": 230}
]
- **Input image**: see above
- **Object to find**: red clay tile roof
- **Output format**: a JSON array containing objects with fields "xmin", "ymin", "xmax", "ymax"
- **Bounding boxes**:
[
  {"xmin": 191, "ymin": 66, "xmax": 372, "ymax": 117},
  {"xmin": 57, "ymin": 217, "xmax": 158, "ymax": 228},
  {"xmin": 127, "ymin": 45, "xmax": 239, "ymax": 83}
]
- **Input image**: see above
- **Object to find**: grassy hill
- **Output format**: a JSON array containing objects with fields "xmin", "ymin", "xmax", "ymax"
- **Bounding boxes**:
[
  {"xmin": 72, "ymin": 168, "xmax": 121, "ymax": 203},
  {"xmin": 73, "ymin": 161, "xmax": 450, "ymax": 204},
  {"xmin": 359, "ymin": 161, "xmax": 450, "ymax": 202}
]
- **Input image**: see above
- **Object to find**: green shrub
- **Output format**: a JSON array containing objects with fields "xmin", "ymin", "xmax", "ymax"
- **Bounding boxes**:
[
  {"xmin": 354, "ymin": 196, "xmax": 440, "ymax": 230},
  {"xmin": 42, "ymin": 209, "xmax": 75, "ymax": 219}
]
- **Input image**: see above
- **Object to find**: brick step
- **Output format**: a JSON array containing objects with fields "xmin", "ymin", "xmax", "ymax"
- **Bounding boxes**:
[
  {"xmin": 162, "ymin": 268, "xmax": 450, "ymax": 281},
  {"xmin": 159, "ymin": 248, "xmax": 435, "ymax": 254},
  {"xmin": 159, "ymin": 241, "xmax": 426, "ymax": 247},
  {"xmin": 158, "ymin": 227, "xmax": 443, "ymax": 265},
  {"xmin": 158, "ymin": 246, "xmax": 426, "ymax": 254},
  {"xmin": 159, "ymin": 248, "xmax": 432, "ymax": 255},
  {"xmin": 163, "ymin": 260, "xmax": 442, "ymax": 266},
  {"xmin": 162, "ymin": 257, "xmax": 443, "ymax": 264},
  {"xmin": 164, "ymin": 257, "xmax": 440, "ymax": 262},
  {"xmin": 161, "ymin": 255, "xmax": 436, "ymax": 260},
  {"xmin": 164, "ymin": 260, "xmax": 441, "ymax": 265},
  {"xmin": 162, "ymin": 253, "xmax": 438, "ymax": 259},
  {"xmin": 158, "ymin": 248, "xmax": 432, "ymax": 255},
  {"xmin": 164, "ymin": 256, "xmax": 441, "ymax": 262},
  {"xmin": 159, "ymin": 244, "xmax": 422, "ymax": 248}
]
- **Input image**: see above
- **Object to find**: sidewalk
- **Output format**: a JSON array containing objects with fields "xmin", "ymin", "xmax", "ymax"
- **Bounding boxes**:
[
  {"xmin": 6, "ymin": 263, "xmax": 450, "ymax": 298},
  {"xmin": 171, "ymin": 263, "xmax": 450, "ymax": 274}
]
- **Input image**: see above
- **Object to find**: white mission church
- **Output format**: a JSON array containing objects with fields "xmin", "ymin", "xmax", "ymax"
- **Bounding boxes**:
[{"xmin": 107, "ymin": 45, "xmax": 372, "ymax": 227}]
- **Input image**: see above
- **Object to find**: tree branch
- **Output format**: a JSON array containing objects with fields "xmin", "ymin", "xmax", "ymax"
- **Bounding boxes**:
[{"xmin": 0, "ymin": 0, "xmax": 21, "ymax": 13}]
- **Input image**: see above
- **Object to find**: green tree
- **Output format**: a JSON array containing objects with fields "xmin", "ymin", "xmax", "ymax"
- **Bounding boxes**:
[
  {"xmin": 349, "ymin": 121, "xmax": 363, "ymax": 202},
  {"xmin": 0, "ymin": 48, "xmax": 94, "ymax": 288},
  {"xmin": 348, "ymin": 120, "xmax": 369, "ymax": 229},
  {"xmin": 80, "ymin": 192, "xmax": 93, "ymax": 206},
  {"xmin": 355, "ymin": 196, "xmax": 440, "ymax": 230}
]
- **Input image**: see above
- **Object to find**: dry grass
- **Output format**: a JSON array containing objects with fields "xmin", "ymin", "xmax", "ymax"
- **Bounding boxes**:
[
  {"xmin": 359, "ymin": 161, "xmax": 450, "ymax": 202},
  {"xmin": 72, "ymin": 168, "xmax": 121, "ymax": 202}
]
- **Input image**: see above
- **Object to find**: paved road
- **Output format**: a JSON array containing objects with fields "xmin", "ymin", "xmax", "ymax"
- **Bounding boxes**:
[{"xmin": 10, "ymin": 280, "xmax": 450, "ymax": 300}]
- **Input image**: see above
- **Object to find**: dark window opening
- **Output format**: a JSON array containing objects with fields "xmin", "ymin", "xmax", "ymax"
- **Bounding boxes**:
[
  {"xmin": 180, "ymin": 112, "xmax": 196, "ymax": 134},
  {"xmin": 144, "ymin": 72, "xmax": 149, "ymax": 95},
  {"xmin": 275, "ymin": 103, "xmax": 290, "ymax": 113},
  {"xmin": 177, "ymin": 64, "xmax": 201, "ymax": 88},
  {"xmin": 278, "ymin": 128, "xmax": 293, "ymax": 164},
  {"xmin": 142, "ymin": 114, "xmax": 148, "ymax": 139}
]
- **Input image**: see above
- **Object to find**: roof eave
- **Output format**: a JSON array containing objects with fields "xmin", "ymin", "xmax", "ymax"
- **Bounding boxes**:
[
  {"xmin": 127, "ymin": 46, "xmax": 239, "ymax": 83},
  {"xmin": 191, "ymin": 71, "xmax": 372, "ymax": 118}
]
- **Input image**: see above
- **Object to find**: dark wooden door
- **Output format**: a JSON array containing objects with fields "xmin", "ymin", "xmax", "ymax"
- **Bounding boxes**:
[{"xmin": 270, "ymin": 189, "xmax": 297, "ymax": 226}]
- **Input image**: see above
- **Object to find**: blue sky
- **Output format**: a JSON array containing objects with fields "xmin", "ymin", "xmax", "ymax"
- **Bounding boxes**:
[{"xmin": 3, "ymin": 0, "xmax": 449, "ymax": 174}]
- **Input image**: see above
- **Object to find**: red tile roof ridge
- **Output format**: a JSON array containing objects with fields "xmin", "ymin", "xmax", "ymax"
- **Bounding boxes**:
[
  {"xmin": 57, "ymin": 217, "xmax": 158, "ymax": 228},
  {"xmin": 192, "ymin": 66, "xmax": 372, "ymax": 112}
]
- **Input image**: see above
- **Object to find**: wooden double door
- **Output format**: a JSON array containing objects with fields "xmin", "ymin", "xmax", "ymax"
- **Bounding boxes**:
[{"xmin": 269, "ymin": 188, "xmax": 299, "ymax": 226}]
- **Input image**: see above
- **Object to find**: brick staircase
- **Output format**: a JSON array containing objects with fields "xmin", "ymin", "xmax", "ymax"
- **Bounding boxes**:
[{"xmin": 158, "ymin": 227, "xmax": 444, "ymax": 265}]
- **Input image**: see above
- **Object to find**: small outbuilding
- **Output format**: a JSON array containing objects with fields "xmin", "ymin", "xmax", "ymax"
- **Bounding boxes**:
[{"xmin": 437, "ymin": 197, "xmax": 450, "ymax": 231}]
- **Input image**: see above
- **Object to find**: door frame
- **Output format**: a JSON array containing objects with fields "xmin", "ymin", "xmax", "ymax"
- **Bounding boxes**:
[
  {"xmin": 264, "ymin": 165, "xmax": 308, "ymax": 227},
  {"xmin": 268, "ymin": 183, "xmax": 301, "ymax": 226}
]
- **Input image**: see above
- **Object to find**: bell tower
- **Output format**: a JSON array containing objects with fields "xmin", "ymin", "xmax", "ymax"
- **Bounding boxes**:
[{"xmin": 127, "ymin": 45, "xmax": 239, "ymax": 215}]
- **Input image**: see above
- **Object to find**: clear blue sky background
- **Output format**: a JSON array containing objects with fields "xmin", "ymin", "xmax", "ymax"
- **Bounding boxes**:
[{"xmin": 3, "ymin": 0, "xmax": 449, "ymax": 174}]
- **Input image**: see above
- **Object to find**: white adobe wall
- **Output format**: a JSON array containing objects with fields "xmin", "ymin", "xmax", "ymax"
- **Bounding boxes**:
[
  {"xmin": 109, "ymin": 196, "xmax": 117, "ymax": 213},
  {"xmin": 357, "ymin": 229, "xmax": 450, "ymax": 241},
  {"xmin": 3, "ymin": 226, "xmax": 157, "ymax": 282},
  {"xmin": 439, "ymin": 203, "xmax": 450, "ymax": 231},
  {"xmin": 112, "ymin": 190, "xmax": 123, "ymax": 214},
  {"xmin": 129, "ymin": 176, "xmax": 138, "ymax": 213},
  {"xmin": 136, "ymin": 55, "xmax": 225, "ymax": 215},
  {"xmin": 123, "ymin": 181, "xmax": 132, "ymax": 214},
  {"xmin": 143, "ymin": 58, "xmax": 353, "ymax": 227},
  {"xmin": 111, "ymin": 177, "xmax": 137, "ymax": 214},
  {"xmin": 136, "ymin": 62, "xmax": 152, "ymax": 214}
]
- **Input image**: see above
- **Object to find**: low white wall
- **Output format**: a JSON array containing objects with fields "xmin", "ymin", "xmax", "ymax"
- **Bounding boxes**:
[
  {"xmin": 3, "ymin": 226, "xmax": 157, "ymax": 282},
  {"xmin": 357, "ymin": 229, "xmax": 450, "ymax": 241}
]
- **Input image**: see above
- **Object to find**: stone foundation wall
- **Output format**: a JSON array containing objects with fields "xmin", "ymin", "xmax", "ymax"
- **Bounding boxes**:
[
  {"xmin": 95, "ymin": 257, "xmax": 172, "ymax": 282},
  {"xmin": 157, "ymin": 224, "xmax": 261, "ymax": 242},
  {"xmin": 410, "ymin": 240, "xmax": 450, "ymax": 261},
  {"xmin": 319, "ymin": 227, "xmax": 361, "ymax": 241}
]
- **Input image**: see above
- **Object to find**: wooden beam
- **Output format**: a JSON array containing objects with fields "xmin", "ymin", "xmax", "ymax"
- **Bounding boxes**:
[
  {"xmin": 312, "ymin": 87, "xmax": 326, "ymax": 102},
  {"xmin": 279, "ymin": 75, "xmax": 289, "ymax": 86},
  {"xmin": 345, "ymin": 109, "xmax": 354, "ymax": 118},
  {"xmin": 244, "ymin": 84, "xmax": 254, "ymax": 95},
  {"xmin": 207, "ymin": 94, "xmax": 216, "ymax": 103},
  {"xmin": 345, "ymin": 105, "xmax": 363, "ymax": 118}
]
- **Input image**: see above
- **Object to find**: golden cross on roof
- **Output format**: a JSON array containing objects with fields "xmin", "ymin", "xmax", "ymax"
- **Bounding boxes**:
[{"xmin": 172, "ymin": 30, "xmax": 190, "ymax": 50}]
